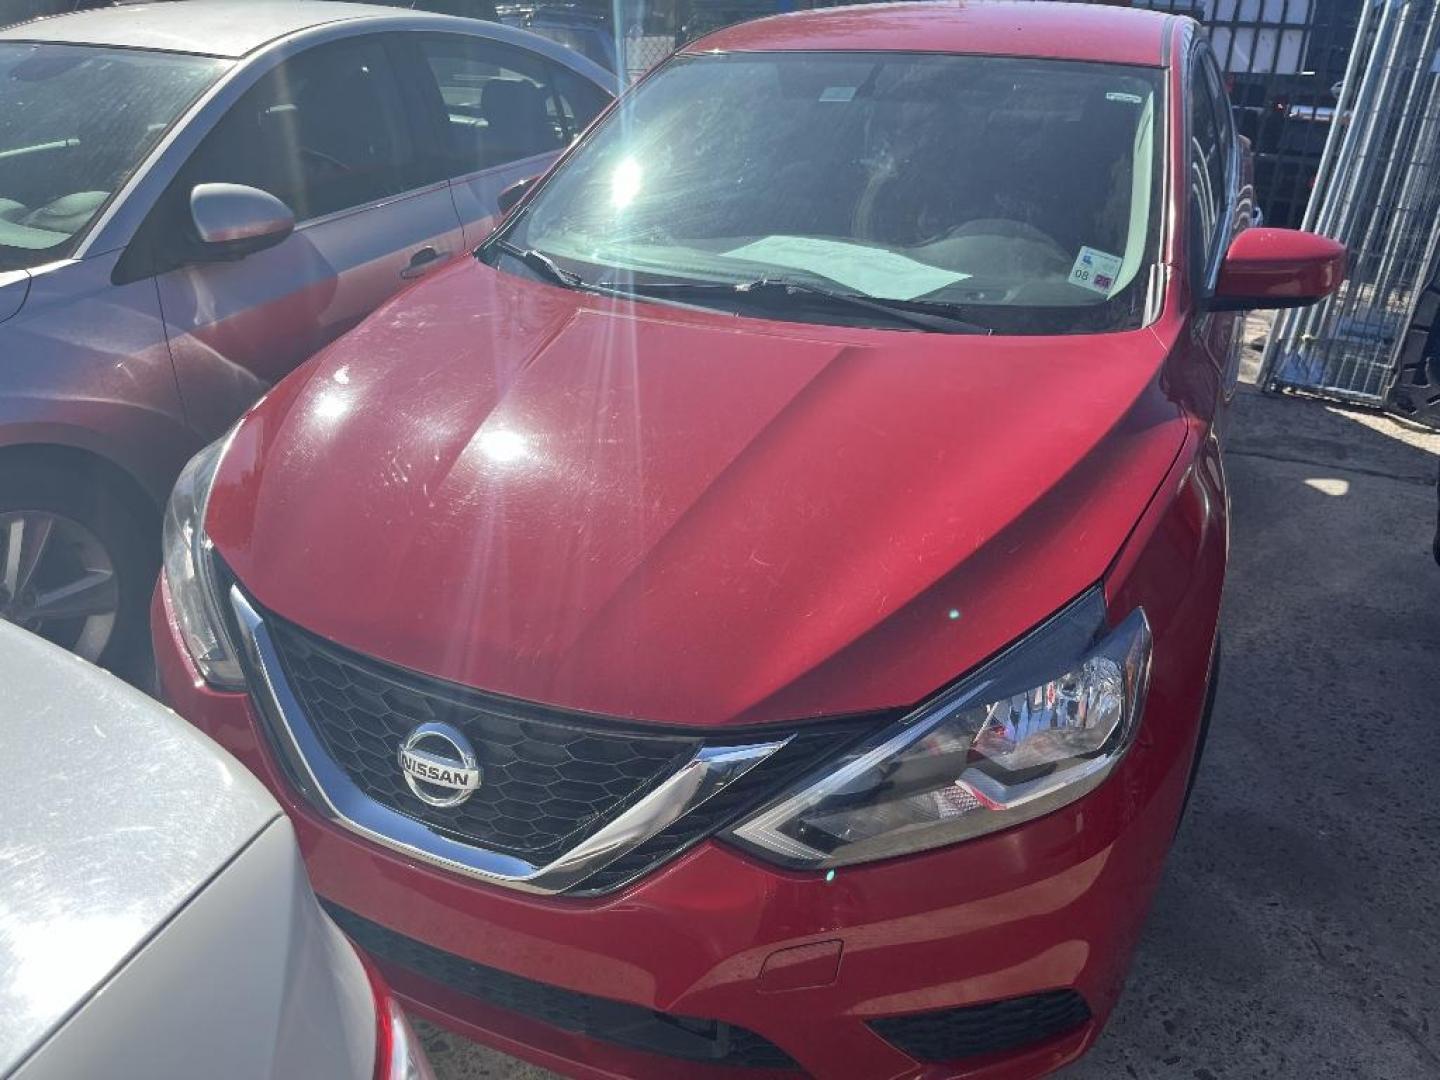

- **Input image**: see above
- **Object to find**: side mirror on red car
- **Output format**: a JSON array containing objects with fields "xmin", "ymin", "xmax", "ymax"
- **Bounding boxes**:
[{"xmin": 1211, "ymin": 227, "xmax": 1347, "ymax": 312}]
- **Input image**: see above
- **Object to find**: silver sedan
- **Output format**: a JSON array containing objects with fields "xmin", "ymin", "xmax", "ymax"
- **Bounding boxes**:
[
  {"xmin": 0, "ymin": 619, "xmax": 436, "ymax": 1079},
  {"xmin": 0, "ymin": 0, "xmax": 614, "ymax": 673}
]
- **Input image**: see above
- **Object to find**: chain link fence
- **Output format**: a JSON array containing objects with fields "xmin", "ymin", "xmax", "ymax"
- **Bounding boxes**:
[
  {"xmin": 620, "ymin": 30, "xmax": 678, "ymax": 81},
  {"xmin": 617, "ymin": 1, "xmax": 810, "ymax": 81}
]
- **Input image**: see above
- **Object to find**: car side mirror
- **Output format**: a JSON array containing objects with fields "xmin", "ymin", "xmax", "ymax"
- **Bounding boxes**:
[
  {"xmin": 189, "ymin": 183, "xmax": 294, "ymax": 261},
  {"xmin": 1211, "ymin": 227, "xmax": 1347, "ymax": 312},
  {"xmin": 497, "ymin": 175, "xmax": 540, "ymax": 217}
]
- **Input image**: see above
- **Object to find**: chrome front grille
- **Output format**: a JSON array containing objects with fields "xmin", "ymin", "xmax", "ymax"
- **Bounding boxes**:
[
  {"xmin": 229, "ymin": 585, "xmax": 872, "ymax": 894},
  {"xmin": 268, "ymin": 618, "xmax": 697, "ymax": 863}
]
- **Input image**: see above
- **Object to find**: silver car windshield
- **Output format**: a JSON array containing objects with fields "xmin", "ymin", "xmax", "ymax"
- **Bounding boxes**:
[
  {"xmin": 502, "ymin": 52, "xmax": 1165, "ymax": 334},
  {"xmin": 0, "ymin": 43, "xmax": 229, "ymax": 271}
]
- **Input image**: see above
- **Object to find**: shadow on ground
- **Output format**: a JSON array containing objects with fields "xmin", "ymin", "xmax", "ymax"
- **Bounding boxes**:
[{"xmin": 427, "ymin": 388, "xmax": 1440, "ymax": 1080}]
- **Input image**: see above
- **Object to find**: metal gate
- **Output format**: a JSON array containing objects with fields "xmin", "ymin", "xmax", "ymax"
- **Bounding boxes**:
[{"xmin": 1258, "ymin": 0, "xmax": 1440, "ymax": 406}]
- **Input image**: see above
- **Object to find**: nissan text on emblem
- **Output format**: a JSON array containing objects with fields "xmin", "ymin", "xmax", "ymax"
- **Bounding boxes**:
[{"xmin": 397, "ymin": 721, "xmax": 482, "ymax": 808}]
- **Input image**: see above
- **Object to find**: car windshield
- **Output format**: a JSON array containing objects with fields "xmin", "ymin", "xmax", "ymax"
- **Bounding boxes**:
[
  {"xmin": 499, "ymin": 51, "xmax": 1165, "ymax": 334},
  {"xmin": 0, "ymin": 43, "xmax": 228, "ymax": 271}
]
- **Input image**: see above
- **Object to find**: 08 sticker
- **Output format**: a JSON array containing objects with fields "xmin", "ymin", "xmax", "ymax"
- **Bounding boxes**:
[{"xmin": 1069, "ymin": 246, "xmax": 1124, "ymax": 297}]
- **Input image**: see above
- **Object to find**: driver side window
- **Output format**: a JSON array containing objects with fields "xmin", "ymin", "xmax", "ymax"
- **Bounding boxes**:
[{"xmin": 180, "ymin": 37, "xmax": 409, "ymax": 223}]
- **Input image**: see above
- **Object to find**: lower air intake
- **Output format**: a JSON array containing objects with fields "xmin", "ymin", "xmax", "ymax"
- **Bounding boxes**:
[
  {"xmin": 326, "ymin": 904, "xmax": 800, "ymax": 1071},
  {"xmin": 868, "ymin": 989, "xmax": 1091, "ymax": 1063}
]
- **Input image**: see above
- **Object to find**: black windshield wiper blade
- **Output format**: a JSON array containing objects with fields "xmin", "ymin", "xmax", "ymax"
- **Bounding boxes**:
[
  {"xmin": 595, "ymin": 277, "xmax": 993, "ymax": 335},
  {"xmin": 492, "ymin": 240, "xmax": 588, "ymax": 290},
  {"xmin": 757, "ymin": 280, "xmax": 995, "ymax": 334}
]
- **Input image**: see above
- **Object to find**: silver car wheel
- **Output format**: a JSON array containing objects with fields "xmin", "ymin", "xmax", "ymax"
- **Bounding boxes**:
[{"xmin": 0, "ymin": 511, "xmax": 119, "ymax": 662}]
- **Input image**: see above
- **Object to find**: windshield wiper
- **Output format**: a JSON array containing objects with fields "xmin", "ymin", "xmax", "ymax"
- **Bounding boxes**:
[
  {"xmin": 593, "ymin": 277, "xmax": 993, "ymax": 335},
  {"xmin": 491, "ymin": 239, "xmax": 589, "ymax": 290},
  {"xmin": 484, "ymin": 252, "xmax": 994, "ymax": 335}
]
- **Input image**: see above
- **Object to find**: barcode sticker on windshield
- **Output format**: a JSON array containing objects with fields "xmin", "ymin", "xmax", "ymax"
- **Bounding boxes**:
[
  {"xmin": 820, "ymin": 86, "xmax": 856, "ymax": 102},
  {"xmin": 1069, "ymin": 246, "xmax": 1124, "ymax": 296}
]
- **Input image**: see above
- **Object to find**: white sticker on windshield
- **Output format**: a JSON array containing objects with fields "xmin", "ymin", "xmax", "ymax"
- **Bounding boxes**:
[
  {"xmin": 820, "ymin": 86, "xmax": 857, "ymax": 102},
  {"xmin": 1069, "ymin": 246, "xmax": 1124, "ymax": 296},
  {"xmin": 1106, "ymin": 91, "xmax": 1143, "ymax": 105}
]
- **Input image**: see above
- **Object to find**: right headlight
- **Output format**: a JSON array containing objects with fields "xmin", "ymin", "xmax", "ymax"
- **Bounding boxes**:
[
  {"xmin": 161, "ymin": 432, "xmax": 244, "ymax": 690},
  {"xmin": 726, "ymin": 591, "xmax": 1151, "ymax": 869}
]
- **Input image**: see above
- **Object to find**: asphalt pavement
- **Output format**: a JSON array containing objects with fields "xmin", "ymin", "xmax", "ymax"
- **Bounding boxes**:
[
  {"xmin": 423, "ymin": 372, "xmax": 1440, "ymax": 1078},
  {"xmin": 1067, "ymin": 386, "xmax": 1440, "ymax": 1079}
]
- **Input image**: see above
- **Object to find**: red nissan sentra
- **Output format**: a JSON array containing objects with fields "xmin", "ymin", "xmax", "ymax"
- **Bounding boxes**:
[{"xmin": 153, "ymin": 4, "xmax": 1344, "ymax": 1077}]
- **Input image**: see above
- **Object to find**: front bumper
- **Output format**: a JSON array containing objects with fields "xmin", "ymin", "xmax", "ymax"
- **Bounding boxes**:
[{"xmin": 154, "ymin": 578, "xmax": 1199, "ymax": 1080}]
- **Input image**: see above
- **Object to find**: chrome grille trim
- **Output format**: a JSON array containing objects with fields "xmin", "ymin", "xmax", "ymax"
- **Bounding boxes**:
[{"xmin": 230, "ymin": 585, "xmax": 788, "ymax": 895}]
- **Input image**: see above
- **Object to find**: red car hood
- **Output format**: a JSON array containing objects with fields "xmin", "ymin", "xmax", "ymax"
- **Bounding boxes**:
[{"xmin": 209, "ymin": 259, "xmax": 1185, "ymax": 727}]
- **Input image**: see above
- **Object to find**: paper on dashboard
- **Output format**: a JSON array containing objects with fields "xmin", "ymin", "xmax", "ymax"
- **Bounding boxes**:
[{"xmin": 724, "ymin": 236, "xmax": 969, "ymax": 301}]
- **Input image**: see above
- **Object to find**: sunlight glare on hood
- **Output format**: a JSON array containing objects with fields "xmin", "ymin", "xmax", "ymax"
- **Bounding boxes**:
[
  {"xmin": 478, "ymin": 428, "xmax": 529, "ymax": 465},
  {"xmin": 312, "ymin": 389, "xmax": 349, "ymax": 423}
]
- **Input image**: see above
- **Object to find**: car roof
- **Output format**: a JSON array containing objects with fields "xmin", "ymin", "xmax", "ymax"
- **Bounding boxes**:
[
  {"xmin": 0, "ymin": 623, "xmax": 279, "ymax": 1076},
  {"xmin": 0, "ymin": 0, "xmax": 444, "ymax": 59},
  {"xmin": 686, "ymin": 1, "xmax": 1178, "ymax": 69}
]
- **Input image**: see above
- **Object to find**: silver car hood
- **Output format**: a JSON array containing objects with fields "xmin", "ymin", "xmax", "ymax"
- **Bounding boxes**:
[
  {"xmin": 0, "ymin": 623, "xmax": 279, "ymax": 1076},
  {"xmin": 10, "ymin": 818, "xmax": 377, "ymax": 1080},
  {"xmin": 0, "ymin": 269, "xmax": 28, "ymax": 325}
]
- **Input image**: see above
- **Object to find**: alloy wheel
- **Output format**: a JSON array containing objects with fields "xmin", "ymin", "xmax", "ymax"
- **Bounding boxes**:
[{"xmin": 0, "ymin": 510, "xmax": 119, "ymax": 662}]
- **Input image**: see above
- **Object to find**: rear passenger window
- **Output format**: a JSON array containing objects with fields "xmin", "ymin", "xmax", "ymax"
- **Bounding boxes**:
[
  {"xmin": 180, "ymin": 37, "xmax": 409, "ymax": 222},
  {"xmin": 416, "ymin": 36, "xmax": 569, "ymax": 175}
]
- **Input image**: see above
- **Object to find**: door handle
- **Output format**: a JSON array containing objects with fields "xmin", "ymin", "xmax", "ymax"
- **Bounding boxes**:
[{"xmin": 401, "ymin": 246, "xmax": 446, "ymax": 279}]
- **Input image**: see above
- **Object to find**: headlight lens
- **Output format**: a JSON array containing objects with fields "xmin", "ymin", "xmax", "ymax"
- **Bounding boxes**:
[
  {"xmin": 727, "ymin": 591, "xmax": 1151, "ymax": 869},
  {"xmin": 161, "ymin": 433, "xmax": 244, "ymax": 689}
]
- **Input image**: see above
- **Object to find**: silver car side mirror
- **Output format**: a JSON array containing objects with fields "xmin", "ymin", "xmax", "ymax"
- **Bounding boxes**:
[{"xmin": 190, "ymin": 183, "xmax": 294, "ymax": 260}]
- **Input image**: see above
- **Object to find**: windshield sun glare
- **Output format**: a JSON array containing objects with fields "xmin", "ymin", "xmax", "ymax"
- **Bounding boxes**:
[{"xmin": 498, "ymin": 51, "xmax": 1165, "ymax": 335}]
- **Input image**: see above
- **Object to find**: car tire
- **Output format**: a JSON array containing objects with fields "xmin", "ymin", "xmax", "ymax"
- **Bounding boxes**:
[{"xmin": 0, "ymin": 462, "xmax": 158, "ymax": 682}]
